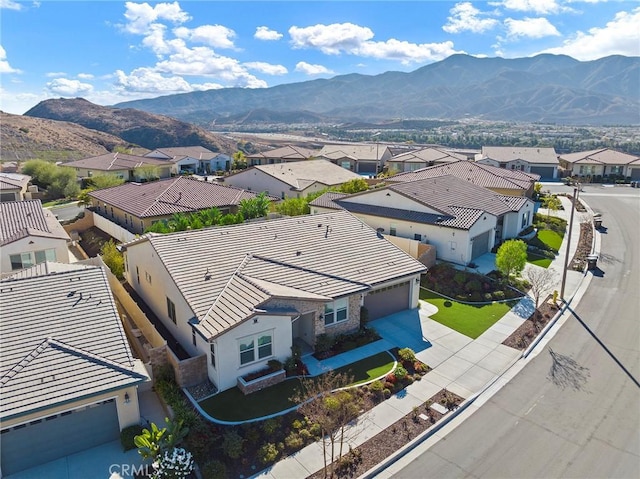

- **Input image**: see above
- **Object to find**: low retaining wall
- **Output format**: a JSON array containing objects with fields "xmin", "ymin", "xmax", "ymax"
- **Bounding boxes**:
[
  {"xmin": 237, "ymin": 369, "xmax": 286, "ymax": 395},
  {"xmin": 167, "ymin": 349, "xmax": 208, "ymax": 388}
]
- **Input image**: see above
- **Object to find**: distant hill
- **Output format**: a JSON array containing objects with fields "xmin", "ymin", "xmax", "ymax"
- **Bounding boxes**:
[
  {"xmin": 114, "ymin": 54, "xmax": 640, "ymax": 126},
  {"xmin": 0, "ymin": 111, "xmax": 135, "ymax": 162},
  {"xmin": 24, "ymin": 98, "xmax": 237, "ymax": 154}
]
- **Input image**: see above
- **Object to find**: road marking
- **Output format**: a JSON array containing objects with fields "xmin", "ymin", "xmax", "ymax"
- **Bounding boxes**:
[{"xmin": 525, "ymin": 403, "xmax": 537, "ymax": 415}]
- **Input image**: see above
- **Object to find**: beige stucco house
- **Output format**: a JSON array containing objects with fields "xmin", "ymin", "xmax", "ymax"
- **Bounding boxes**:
[
  {"xmin": 0, "ymin": 173, "xmax": 32, "ymax": 202},
  {"xmin": 119, "ymin": 211, "xmax": 426, "ymax": 392},
  {"xmin": 223, "ymin": 159, "xmax": 363, "ymax": 199},
  {"xmin": 246, "ymin": 145, "xmax": 318, "ymax": 167},
  {"xmin": 144, "ymin": 146, "xmax": 232, "ymax": 174},
  {"xmin": 64, "ymin": 152, "xmax": 173, "ymax": 182},
  {"xmin": 310, "ymin": 176, "xmax": 535, "ymax": 266},
  {"xmin": 88, "ymin": 176, "xmax": 274, "ymax": 234},
  {"xmin": 0, "ymin": 263, "xmax": 148, "ymax": 475},
  {"xmin": 476, "ymin": 146, "xmax": 559, "ymax": 179},
  {"xmin": 386, "ymin": 147, "xmax": 467, "ymax": 173},
  {"xmin": 317, "ymin": 144, "xmax": 394, "ymax": 175},
  {"xmin": 0, "ymin": 200, "xmax": 71, "ymax": 274},
  {"xmin": 558, "ymin": 148, "xmax": 640, "ymax": 181}
]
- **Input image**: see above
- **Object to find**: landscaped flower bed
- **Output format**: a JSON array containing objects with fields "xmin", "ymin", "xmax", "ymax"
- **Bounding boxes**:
[{"xmin": 313, "ymin": 327, "xmax": 381, "ymax": 360}]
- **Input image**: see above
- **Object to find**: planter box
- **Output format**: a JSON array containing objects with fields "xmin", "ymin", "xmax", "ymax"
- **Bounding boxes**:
[{"xmin": 237, "ymin": 369, "xmax": 286, "ymax": 395}]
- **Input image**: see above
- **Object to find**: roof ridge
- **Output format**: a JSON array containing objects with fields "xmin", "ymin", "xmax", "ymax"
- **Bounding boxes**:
[
  {"xmin": 47, "ymin": 338, "xmax": 142, "ymax": 375},
  {"xmin": 0, "ymin": 338, "xmax": 50, "ymax": 386},
  {"xmin": 141, "ymin": 176, "xmax": 182, "ymax": 216},
  {"xmin": 202, "ymin": 253, "xmax": 256, "ymax": 321}
]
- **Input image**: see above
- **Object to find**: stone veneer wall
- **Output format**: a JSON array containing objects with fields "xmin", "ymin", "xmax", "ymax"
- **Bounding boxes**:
[
  {"xmin": 167, "ymin": 349, "xmax": 208, "ymax": 388},
  {"xmin": 237, "ymin": 369, "xmax": 286, "ymax": 395}
]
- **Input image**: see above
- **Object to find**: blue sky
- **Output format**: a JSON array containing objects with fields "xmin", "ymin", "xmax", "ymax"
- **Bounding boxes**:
[{"xmin": 1, "ymin": 0, "xmax": 638, "ymax": 114}]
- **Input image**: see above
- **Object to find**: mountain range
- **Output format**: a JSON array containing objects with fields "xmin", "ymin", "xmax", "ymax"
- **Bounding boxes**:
[{"xmin": 113, "ymin": 54, "xmax": 640, "ymax": 126}]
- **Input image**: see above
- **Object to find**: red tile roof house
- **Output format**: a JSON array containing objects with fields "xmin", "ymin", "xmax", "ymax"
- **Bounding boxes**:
[
  {"xmin": 317, "ymin": 144, "xmax": 394, "ymax": 176},
  {"xmin": 118, "ymin": 211, "xmax": 426, "ymax": 392},
  {"xmin": 476, "ymin": 146, "xmax": 559, "ymax": 180},
  {"xmin": 64, "ymin": 152, "xmax": 173, "ymax": 182},
  {"xmin": 246, "ymin": 145, "xmax": 319, "ymax": 167},
  {"xmin": 0, "ymin": 199, "xmax": 71, "ymax": 274},
  {"xmin": 0, "ymin": 173, "xmax": 32, "ymax": 202},
  {"xmin": 386, "ymin": 147, "xmax": 467, "ymax": 173},
  {"xmin": 386, "ymin": 160, "xmax": 540, "ymax": 198},
  {"xmin": 558, "ymin": 148, "xmax": 640, "ymax": 182},
  {"xmin": 144, "ymin": 146, "xmax": 232, "ymax": 175},
  {"xmin": 88, "ymin": 176, "xmax": 277, "ymax": 235},
  {"xmin": 310, "ymin": 175, "xmax": 535, "ymax": 266},
  {"xmin": 0, "ymin": 263, "xmax": 148, "ymax": 475}
]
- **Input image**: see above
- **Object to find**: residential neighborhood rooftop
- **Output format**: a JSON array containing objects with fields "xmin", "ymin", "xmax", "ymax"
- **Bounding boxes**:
[
  {"xmin": 388, "ymin": 160, "xmax": 540, "ymax": 190},
  {"xmin": 558, "ymin": 148, "xmax": 640, "ymax": 165},
  {"xmin": 0, "ymin": 265, "xmax": 147, "ymax": 420},
  {"xmin": 0, "ymin": 173, "xmax": 31, "ymax": 190},
  {"xmin": 145, "ymin": 146, "xmax": 220, "ymax": 161},
  {"xmin": 318, "ymin": 144, "xmax": 389, "ymax": 161},
  {"xmin": 0, "ymin": 199, "xmax": 69, "ymax": 246},
  {"xmin": 89, "ymin": 176, "xmax": 269, "ymax": 218},
  {"xmin": 64, "ymin": 152, "xmax": 169, "ymax": 171},
  {"xmin": 389, "ymin": 147, "xmax": 467, "ymax": 164},
  {"xmin": 120, "ymin": 211, "xmax": 427, "ymax": 339},
  {"xmin": 247, "ymin": 145, "xmax": 318, "ymax": 161},
  {"xmin": 481, "ymin": 146, "xmax": 559, "ymax": 164}
]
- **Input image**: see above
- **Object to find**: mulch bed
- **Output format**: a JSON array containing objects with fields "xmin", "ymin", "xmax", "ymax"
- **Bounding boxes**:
[
  {"xmin": 78, "ymin": 226, "xmax": 116, "ymax": 257},
  {"xmin": 306, "ymin": 389, "xmax": 464, "ymax": 479}
]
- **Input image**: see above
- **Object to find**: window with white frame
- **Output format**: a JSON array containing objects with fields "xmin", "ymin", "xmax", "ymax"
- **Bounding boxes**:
[
  {"xmin": 238, "ymin": 332, "xmax": 273, "ymax": 365},
  {"xmin": 389, "ymin": 223, "xmax": 397, "ymax": 236},
  {"xmin": 324, "ymin": 298, "xmax": 348, "ymax": 326},
  {"xmin": 145, "ymin": 271, "xmax": 152, "ymax": 284},
  {"xmin": 210, "ymin": 343, "xmax": 216, "ymax": 368},
  {"xmin": 521, "ymin": 211, "xmax": 530, "ymax": 228},
  {"xmin": 9, "ymin": 249, "xmax": 56, "ymax": 270}
]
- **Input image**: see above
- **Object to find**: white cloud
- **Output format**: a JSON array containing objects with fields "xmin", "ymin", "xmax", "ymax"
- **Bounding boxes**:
[
  {"xmin": 504, "ymin": 17, "xmax": 561, "ymax": 38},
  {"xmin": 0, "ymin": 45, "xmax": 21, "ymax": 74},
  {"xmin": 0, "ymin": 0, "xmax": 22, "ymax": 10},
  {"xmin": 122, "ymin": 1, "xmax": 190, "ymax": 35},
  {"xmin": 254, "ymin": 26, "xmax": 283, "ymax": 41},
  {"xmin": 46, "ymin": 78, "xmax": 93, "ymax": 96},
  {"xmin": 114, "ymin": 67, "xmax": 192, "ymax": 93},
  {"xmin": 443, "ymin": 2, "xmax": 500, "ymax": 34},
  {"xmin": 77, "ymin": 73, "xmax": 95, "ymax": 80},
  {"xmin": 244, "ymin": 62, "xmax": 288, "ymax": 75},
  {"xmin": 46, "ymin": 71, "xmax": 67, "ymax": 78},
  {"xmin": 495, "ymin": 0, "xmax": 569, "ymax": 14},
  {"xmin": 540, "ymin": 7, "xmax": 640, "ymax": 59},
  {"xmin": 290, "ymin": 22, "xmax": 461, "ymax": 64},
  {"xmin": 295, "ymin": 62, "xmax": 334, "ymax": 75},
  {"xmin": 0, "ymin": 89, "xmax": 41, "ymax": 115},
  {"xmin": 173, "ymin": 24, "xmax": 236, "ymax": 49},
  {"xmin": 191, "ymin": 82, "xmax": 224, "ymax": 91}
]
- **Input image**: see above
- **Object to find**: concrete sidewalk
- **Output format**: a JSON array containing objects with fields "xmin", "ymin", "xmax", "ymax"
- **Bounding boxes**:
[{"xmin": 254, "ymin": 196, "xmax": 594, "ymax": 479}]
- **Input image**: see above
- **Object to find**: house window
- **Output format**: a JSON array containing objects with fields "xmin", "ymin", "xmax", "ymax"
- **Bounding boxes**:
[
  {"xmin": 88, "ymin": 171, "xmax": 93, "ymax": 177},
  {"xmin": 238, "ymin": 332, "xmax": 273, "ymax": 365},
  {"xmin": 609, "ymin": 166, "xmax": 623, "ymax": 175},
  {"xmin": 414, "ymin": 233, "xmax": 422, "ymax": 241},
  {"xmin": 579, "ymin": 165, "xmax": 596, "ymax": 175},
  {"xmin": 324, "ymin": 297, "xmax": 348, "ymax": 326},
  {"xmin": 450, "ymin": 241, "xmax": 457, "ymax": 251},
  {"xmin": 522, "ymin": 211, "xmax": 530, "ymax": 228},
  {"xmin": 210, "ymin": 343, "xmax": 216, "ymax": 368},
  {"xmin": 390, "ymin": 223, "xmax": 397, "ymax": 236},
  {"xmin": 281, "ymin": 191, "xmax": 285, "ymax": 199},
  {"xmin": 136, "ymin": 266, "xmax": 140, "ymax": 284},
  {"xmin": 166, "ymin": 297, "xmax": 176, "ymax": 324},
  {"xmin": 145, "ymin": 271, "xmax": 152, "ymax": 284},
  {"xmin": 192, "ymin": 329, "xmax": 196, "ymax": 347},
  {"xmin": 9, "ymin": 249, "xmax": 56, "ymax": 270}
]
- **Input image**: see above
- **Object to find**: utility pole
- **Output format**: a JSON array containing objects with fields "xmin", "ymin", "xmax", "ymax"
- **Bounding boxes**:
[{"xmin": 560, "ymin": 186, "xmax": 578, "ymax": 300}]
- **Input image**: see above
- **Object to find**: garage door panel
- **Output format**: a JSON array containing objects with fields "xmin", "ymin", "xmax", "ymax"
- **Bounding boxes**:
[
  {"xmin": 364, "ymin": 281, "xmax": 410, "ymax": 321},
  {"xmin": 1, "ymin": 399, "xmax": 120, "ymax": 475},
  {"xmin": 530, "ymin": 166, "xmax": 555, "ymax": 179},
  {"xmin": 471, "ymin": 231, "xmax": 490, "ymax": 260},
  {"xmin": 630, "ymin": 169, "xmax": 640, "ymax": 180}
]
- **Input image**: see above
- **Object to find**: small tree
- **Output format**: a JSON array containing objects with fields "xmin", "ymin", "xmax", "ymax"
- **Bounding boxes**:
[
  {"xmin": 86, "ymin": 174, "xmax": 125, "ymax": 190},
  {"xmin": 100, "ymin": 240, "xmax": 124, "ymax": 279},
  {"xmin": 495, "ymin": 240, "xmax": 527, "ymax": 283},
  {"xmin": 543, "ymin": 195, "xmax": 562, "ymax": 218},
  {"xmin": 525, "ymin": 267, "xmax": 556, "ymax": 310},
  {"xmin": 134, "ymin": 165, "xmax": 160, "ymax": 182},
  {"xmin": 338, "ymin": 178, "xmax": 369, "ymax": 194},
  {"xmin": 232, "ymin": 151, "xmax": 247, "ymax": 170},
  {"xmin": 239, "ymin": 192, "xmax": 270, "ymax": 220},
  {"xmin": 275, "ymin": 196, "xmax": 310, "ymax": 216}
]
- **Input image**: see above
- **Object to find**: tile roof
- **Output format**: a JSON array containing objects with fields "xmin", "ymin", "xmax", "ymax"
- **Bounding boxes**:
[
  {"xmin": 0, "ymin": 265, "xmax": 147, "ymax": 420},
  {"xmin": 64, "ymin": 152, "xmax": 170, "ymax": 171},
  {"xmin": 389, "ymin": 147, "xmax": 466, "ymax": 164},
  {"xmin": 0, "ymin": 200, "xmax": 70, "ymax": 246},
  {"xmin": 388, "ymin": 160, "xmax": 539, "ymax": 190},
  {"xmin": 122, "ymin": 211, "xmax": 426, "ymax": 339},
  {"xmin": 233, "ymin": 159, "xmax": 362, "ymax": 190},
  {"xmin": 309, "ymin": 192, "xmax": 348, "ymax": 209},
  {"xmin": 145, "ymin": 146, "xmax": 220, "ymax": 162},
  {"xmin": 558, "ymin": 148, "xmax": 640, "ymax": 165},
  {"xmin": 247, "ymin": 145, "xmax": 318, "ymax": 160},
  {"xmin": 89, "ymin": 177, "xmax": 271, "ymax": 218},
  {"xmin": 481, "ymin": 146, "xmax": 559, "ymax": 164},
  {"xmin": 318, "ymin": 144, "xmax": 390, "ymax": 161},
  {"xmin": 0, "ymin": 173, "xmax": 30, "ymax": 190}
]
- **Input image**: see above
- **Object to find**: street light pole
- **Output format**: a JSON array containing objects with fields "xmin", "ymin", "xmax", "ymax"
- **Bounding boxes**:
[{"xmin": 560, "ymin": 187, "xmax": 578, "ymax": 300}]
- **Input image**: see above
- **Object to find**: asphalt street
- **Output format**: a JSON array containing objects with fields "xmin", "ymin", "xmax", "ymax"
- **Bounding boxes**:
[{"xmin": 383, "ymin": 185, "xmax": 640, "ymax": 479}]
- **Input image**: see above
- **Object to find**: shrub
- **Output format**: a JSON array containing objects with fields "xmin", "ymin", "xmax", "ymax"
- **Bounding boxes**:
[
  {"xmin": 202, "ymin": 460, "xmax": 227, "ymax": 479},
  {"xmin": 469, "ymin": 292, "xmax": 482, "ymax": 302},
  {"xmin": 222, "ymin": 430, "xmax": 244, "ymax": 459},
  {"xmin": 493, "ymin": 290, "xmax": 505, "ymax": 300},
  {"xmin": 383, "ymin": 389, "xmax": 392, "ymax": 399},
  {"xmin": 299, "ymin": 428, "xmax": 312, "ymax": 441},
  {"xmin": 314, "ymin": 333, "xmax": 334, "ymax": 354},
  {"xmin": 267, "ymin": 359, "xmax": 283, "ymax": 371},
  {"xmin": 465, "ymin": 279, "xmax": 482, "ymax": 293},
  {"xmin": 453, "ymin": 272, "xmax": 466, "ymax": 285},
  {"xmin": 394, "ymin": 366, "xmax": 408, "ymax": 381},
  {"xmin": 370, "ymin": 379, "xmax": 384, "ymax": 393},
  {"xmin": 385, "ymin": 373, "xmax": 397, "ymax": 384},
  {"xmin": 291, "ymin": 419, "xmax": 305, "ymax": 430},
  {"xmin": 258, "ymin": 442, "xmax": 280, "ymax": 464},
  {"xmin": 120, "ymin": 424, "xmax": 143, "ymax": 451},
  {"xmin": 284, "ymin": 432, "xmax": 304, "ymax": 450},
  {"xmin": 397, "ymin": 347, "xmax": 416, "ymax": 363},
  {"xmin": 484, "ymin": 293, "xmax": 493, "ymax": 301},
  {"xmin": 308, "ymin": 422, "xmax": 322, "ymax": 437},
  {"xmin": 262, "ymin": 418, "xmax": 280, "ymax": 436}
]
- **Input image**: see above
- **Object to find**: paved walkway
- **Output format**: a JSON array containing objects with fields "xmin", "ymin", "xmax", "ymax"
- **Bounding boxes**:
[{"xmin": 254, "ymin": 197, "xmax": 593, "ymax": 479}]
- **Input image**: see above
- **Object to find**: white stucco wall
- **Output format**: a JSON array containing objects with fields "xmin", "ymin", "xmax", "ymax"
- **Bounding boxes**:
[
  {"xmin": 339, "ymin": 189, "xmax": 441, "ymax": 214},
  {"xmin": 1, "ymin": 236, "xmax": 69, "ymax": 274},
  {"xmin": 208, "ymin": 314, "xmax": 293, "ymax": 392},
  {"xmin": 502, "ymin": 200, "xmax": 534, "ymax": 239},
  {"xmin": 123, "ymin": 242, "xmax": 200, "ymax": 358},
  {"xmin": 224, "ymin": 169, "xmax": 296, "ymax": 198}
]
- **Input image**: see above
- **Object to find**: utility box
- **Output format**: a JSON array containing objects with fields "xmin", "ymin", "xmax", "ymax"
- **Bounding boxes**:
[
  {"xmin": 593, "ymin": 213, "xmax": 603, "ymax": 229},
  {"xmin": 587, "ymin": 254, "xmax": 599, "ymax": 271}
]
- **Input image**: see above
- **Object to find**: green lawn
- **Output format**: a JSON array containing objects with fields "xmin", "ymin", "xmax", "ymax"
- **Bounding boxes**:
[
  {"xmin": 420, "ymin": 290, "xmax": 517, "ymax": 339},
  {"xmin": 537, "ymin": 230, "xmax": 563, "ymax": 252},
  {"xmin": 199, "ymin": 351, "xmax": 395, "ymax": 421},
  {"xmin": 41, "ymin": 198, "xmax": 77, "ymax": 208},
  {"xmin": 527, "ymin": 252, "xmax": 552, "ymax": 268}
]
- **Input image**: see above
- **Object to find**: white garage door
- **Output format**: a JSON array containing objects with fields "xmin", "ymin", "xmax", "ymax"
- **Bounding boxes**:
[
  {"xmin": 0, "ymin": 399, "xmax": 120, "ymax": 475},
  {"xmin": 364, "ymin": 281, "xmax": 411, "ymax": 321},
  {"xmin": 471, "ymin": 231, "xmax": 491, "ymax": 259}
]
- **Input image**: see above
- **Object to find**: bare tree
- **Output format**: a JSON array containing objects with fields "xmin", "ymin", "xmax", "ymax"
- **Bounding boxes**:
[
  {"xmin": 525, "ymin": 267, "xmax": 556, "ymax": 309},
  {"xmin": 290, "ymin": 371, "xmax": 360, "ymax": 478}
]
